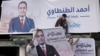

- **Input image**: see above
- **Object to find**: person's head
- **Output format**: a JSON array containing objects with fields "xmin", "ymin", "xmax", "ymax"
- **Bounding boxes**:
[
  {"xmin": 35, "ymin": 29, "xmax": 45, "ymax": 45},
  {"xmin": 27, "ymin": 39, "xmax": 33, "ymax": 46},
  {"xmin": 61, "ymin": 14, "xmax": 67, "ymax": 19},
  {"xmin": 69, "ymin": 37, "xmax": 73, "ymax": 43},
  {"xmin": 18, "ymin": 1, "xmax": 27, "ymax": 17}
]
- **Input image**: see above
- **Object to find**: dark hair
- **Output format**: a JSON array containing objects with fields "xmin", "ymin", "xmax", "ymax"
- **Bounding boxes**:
[
  {"xmin": 18, "ymin": 1, "xmax": 27, "ymax": 8},
  {"xmin": 35, "ymin": 29, "xmax": 44, "ymax": 37},
  {"xmin": 62, "ymin": 14, "xmax": 67, "ymax": 18},
  {"xmin": 27, "ymin": 39, "xmax": 32, "ymax": 43}
]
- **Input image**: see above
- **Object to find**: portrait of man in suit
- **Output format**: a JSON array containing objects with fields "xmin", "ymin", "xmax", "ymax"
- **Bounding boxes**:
[
  {"xmin": 34, "ymin": 29, "xmax": 60, "ymax": 56},
  {"xmin": 8, "ymin": 1, "xmax": 35, "ymax": 32}
]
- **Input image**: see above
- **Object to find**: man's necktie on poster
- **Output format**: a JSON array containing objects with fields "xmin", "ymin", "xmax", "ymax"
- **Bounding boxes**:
[
  {"xmin": 21, "ymin": 19, "xmax": 24, "ymax": 30},
  {"xmin": 42, "ymin": 46, "xmax": 47, "ymax": 56}
]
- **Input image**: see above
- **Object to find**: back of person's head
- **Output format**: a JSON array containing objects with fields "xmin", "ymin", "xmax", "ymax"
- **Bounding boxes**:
[
  {"xmin": 27, "ymin": 39, "xmax": 32, "ymax": 43},
  {"xmin": 62, "ymin": 14, "xmax": 67, "ymax": 18}
]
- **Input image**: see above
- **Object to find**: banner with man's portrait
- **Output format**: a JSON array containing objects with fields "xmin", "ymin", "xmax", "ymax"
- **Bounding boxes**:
[
  {"xmin": 0, "ymin": 0, "xmax": 99, "ymax": 33},
  {"xmin": 0, "ymin": 0, "xmax": 40, "ymax": 33},
  {"xmin": 25, "ymin": 27, "xmax": 73, "ymax": 56}
]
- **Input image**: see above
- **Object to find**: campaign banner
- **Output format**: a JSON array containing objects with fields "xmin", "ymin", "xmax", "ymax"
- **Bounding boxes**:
[
  {"xmin": 43, "ymin": 28, "xmax": 73, "ymax": 56},
  {"xmin": 26, "ymin": 27, "xmax": 73, "ymax": 56},
  {"xmin": 0, "ymin": 0, "xmax": 38, "ymax": 33},
  {"xmin": 73, "ymin": 38, "xmax": 95, "ymax": 56},
  {"xmin": 39, "ymin": 0, "xmax": 99, "ymax": 33},
  {"xmin": 0, "ymin": 0, "xmax": 99, "ymax": 33}
]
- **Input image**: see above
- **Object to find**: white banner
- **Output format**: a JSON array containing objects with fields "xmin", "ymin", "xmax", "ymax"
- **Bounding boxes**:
[
  {"xmin": 39, "ymin": 0, "xmax": 99, "ymax": 33},
  {"xmin": 1, "ymin": 0, "xmax": 99, "ymax": 33},
  {"xmin": 33, "ymin": 28, "xmax": 73, "ymax": 56},
  {"xmin": 73, "ymin": 38, "xmax": 95, "ymax": 56}
]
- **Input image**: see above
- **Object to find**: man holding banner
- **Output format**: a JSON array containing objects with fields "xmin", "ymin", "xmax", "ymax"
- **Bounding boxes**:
[{"xmin": 55, "ymin": 14, "xmax": 68, "ymax": 34}]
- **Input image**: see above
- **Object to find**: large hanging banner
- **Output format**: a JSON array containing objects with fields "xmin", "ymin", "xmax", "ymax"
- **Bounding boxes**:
[
  {"xmin": 73, "ymin": 38, "xmax": 95, "ymax": 56},
  {"xmin": 0, "ymin": 0, "xmax": 99, "ymax": 33}
]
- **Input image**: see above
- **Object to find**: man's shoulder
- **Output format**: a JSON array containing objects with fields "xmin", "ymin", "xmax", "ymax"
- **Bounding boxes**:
[
  {"xmin": 36, "ymin": 44, "xmax": 54, "ymax": 48},
  {"xmin": 26, "ymin": 17, "xmax": 34, "ymax": 22},
  {"xmin": 26, "ymin": 44, "xmax": 31, "ymax": 48},
  {"xmin": 57, "ymin": 18, "xmax": 62, "ymax": 21},
  {"xmin": 11, "ymin": 17, "xmax": 19, "ymax": 20},
  {"xmin": 46, "ymin": 44, "xmax": 54, "ymax": 48},
  {"xmin": 36, "ymin": 45, "xmax": 39, "ymax": 47},
  {"xmin": 26, "ymin": 17, "xmax": 33, "ymax": 20},
  {"xmin": 46, "ymin": 44, "xmax": 57, "ymax": 51}
]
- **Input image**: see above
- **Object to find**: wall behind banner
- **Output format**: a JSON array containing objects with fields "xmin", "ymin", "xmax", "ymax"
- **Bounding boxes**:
[{"xmin": 0, "ymin": 0, "xmax": 99, "ymax": 33}]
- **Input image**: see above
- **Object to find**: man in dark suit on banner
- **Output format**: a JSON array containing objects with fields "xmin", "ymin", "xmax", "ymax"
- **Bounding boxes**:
[
  {"xmin": 34, "ymin": 29, "xmax": 60, "ymax": 56},
  {"xmin": 8, "ymin": 1, "xmax": 35, "ymax": 32}
]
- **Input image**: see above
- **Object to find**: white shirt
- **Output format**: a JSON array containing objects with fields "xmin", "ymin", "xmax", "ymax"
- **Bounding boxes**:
[
  {"xmin": 26, "ymin": 44, "xmax": 32, "ymax": 53},
  {"xmin": 26, "ymin": 44, "xmax": 38, "ymax": 56},
  {"xmin": 20, "ymin": 16, "xmax": 25, "ymax": 24},
  {"xmin": 40, "ymin": 44, "xmax": 46, "ymax": 52}
]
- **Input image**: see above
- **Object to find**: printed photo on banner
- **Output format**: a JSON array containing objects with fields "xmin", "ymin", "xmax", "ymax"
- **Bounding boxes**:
[
  {"xmin": 0, "ymin": 0, "xmax": 40, "ymax": 33},
  {"xmin": 25, "ymin": 28, "xmax": 74, "ymax": 56}
]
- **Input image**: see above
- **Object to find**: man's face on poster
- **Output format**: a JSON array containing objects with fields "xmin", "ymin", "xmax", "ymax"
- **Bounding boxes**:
[
  {"xmin": 36, "ymin": 31, "xmax": 45, "ymax": 45},
  {"xmin": 18, "ymin": 3, "xmax": 27, "ymax": 17}
]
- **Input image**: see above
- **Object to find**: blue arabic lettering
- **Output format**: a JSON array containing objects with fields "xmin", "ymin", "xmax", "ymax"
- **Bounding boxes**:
[
  {"xmin": 47, "ymin": 7, "xmax": 74, "ymax": 16},
  {"xmin": 69, "ymin": 22, "xmax": 81, "ymax": 28},
  {"xmin": 47, "ymin": 5, "xmax": 90, "ymax": 16},
  {"xmin": 76, "ymin": 5, "xmax": 90, "ymax": 12},
  {"xmin": 47, "ymin": 10, "xmax": 55, "ymax": 16}
]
